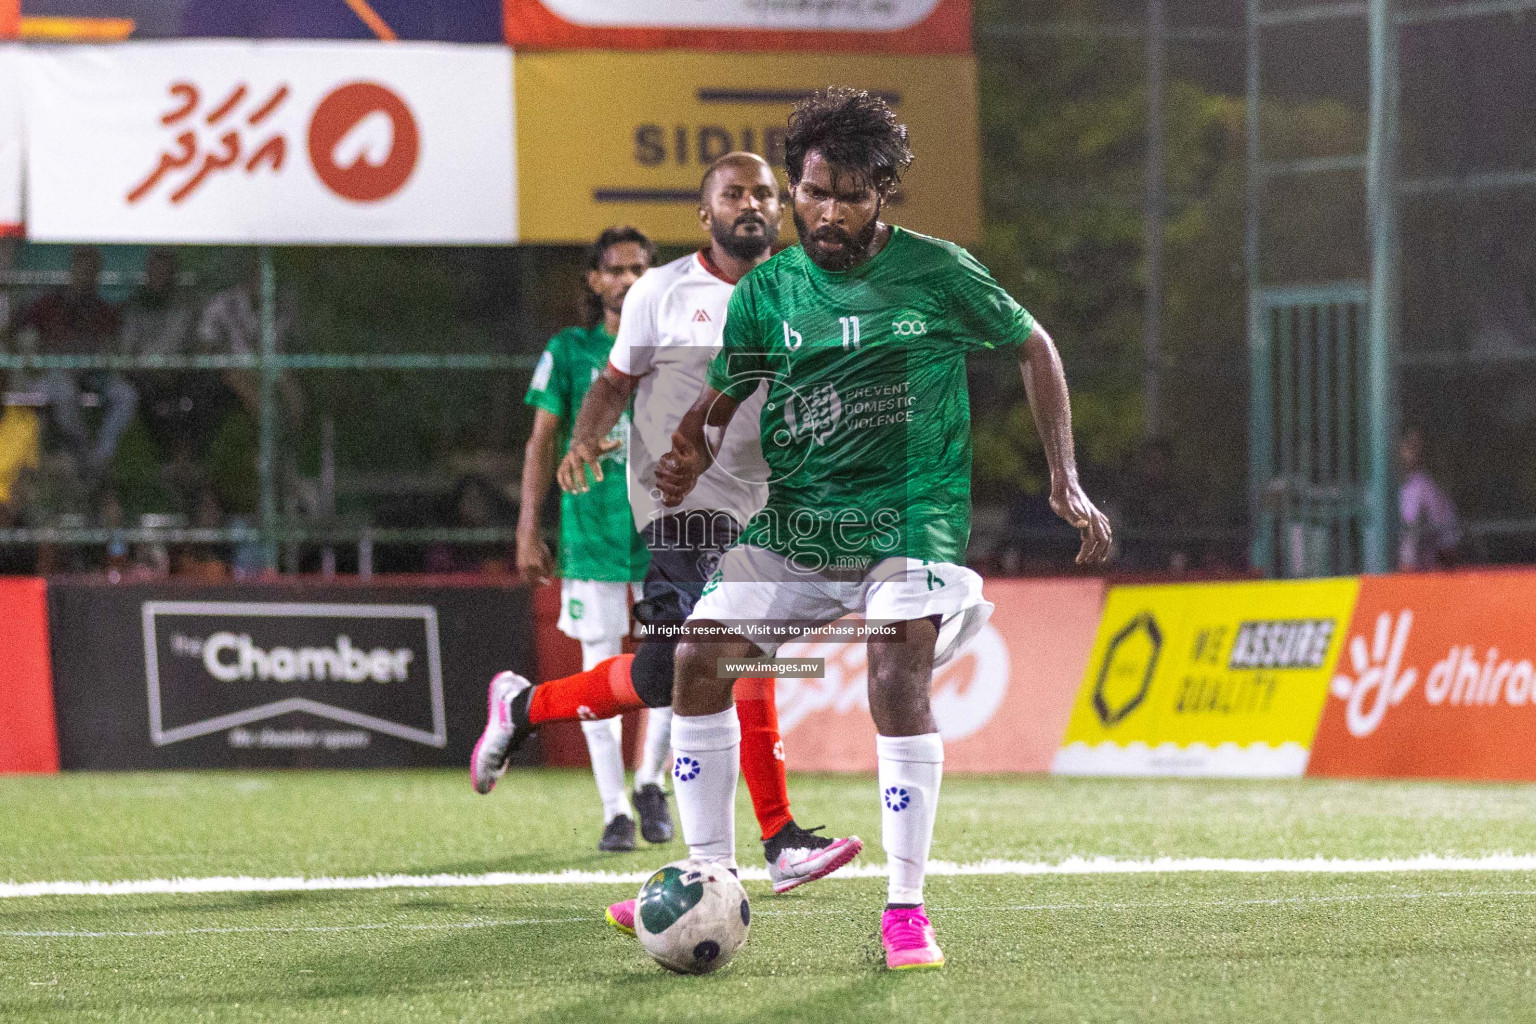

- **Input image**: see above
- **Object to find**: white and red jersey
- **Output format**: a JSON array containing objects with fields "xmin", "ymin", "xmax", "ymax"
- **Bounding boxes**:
[{"xmin": 609, "ymin": 250, "xmax": 769, "ymax": 532}]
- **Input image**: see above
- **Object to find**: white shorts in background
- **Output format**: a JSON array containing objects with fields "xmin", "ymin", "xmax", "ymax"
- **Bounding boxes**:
[
  {"xmin": 688, "ymin": 546, "xmax": 994, "ymax": 666},
  {"xmin": 557, "ymin": 579, "xmax": 640, "ymax": 644}
]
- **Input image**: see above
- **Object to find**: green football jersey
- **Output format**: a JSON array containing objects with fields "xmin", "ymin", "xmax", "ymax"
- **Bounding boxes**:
[
  {"xmin": 706, "ymin": 227, "xmax": 1035, "ymax": 569},
  {"xmin": 525, "ymin": 325, "xmax": 650, "ymax": 583}
]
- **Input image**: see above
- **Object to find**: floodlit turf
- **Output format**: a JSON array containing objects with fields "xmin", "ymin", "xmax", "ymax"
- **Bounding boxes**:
[{"xmin": 3, "ymin": 771, "xmax": 1536, "ymax": 1022}]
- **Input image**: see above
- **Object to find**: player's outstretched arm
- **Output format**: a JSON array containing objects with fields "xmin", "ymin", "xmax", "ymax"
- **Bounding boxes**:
[
  {"xmin": 656, "ymin": 387, "xmax": 739, "ymax": 507},
  {"xmin": 517, "ymin": 409, "xmax": 561, "ymax": 586},
  {"xmin": 1019, "ymin": 323, "xmax": 1113, "ymax": 565},
  {"xmin": 558, "ymin": 366, "xmax": 637, "ymax": 494}
]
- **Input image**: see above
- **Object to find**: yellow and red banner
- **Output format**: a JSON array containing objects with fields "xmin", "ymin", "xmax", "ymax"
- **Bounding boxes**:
[
  {"xmin": 503, "ymin": 0, "xmax": 971, "ymax": 54},
  {"xmin": 514, "ymin": 50, "xmax": 980, "ymax": 246},
  {"xmin": 1054, "ymin": 578, "xmax": 1358, "ymax": 777}
]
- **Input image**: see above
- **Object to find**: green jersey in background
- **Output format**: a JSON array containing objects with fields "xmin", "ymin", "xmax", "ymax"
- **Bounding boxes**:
[
  {"xmin": 707, "ymin": 227, "xmax": 1035, "ymax": 569},
  {"xmin": 525, "ymin": 325, "xmax": 650, "ymax": 583}
]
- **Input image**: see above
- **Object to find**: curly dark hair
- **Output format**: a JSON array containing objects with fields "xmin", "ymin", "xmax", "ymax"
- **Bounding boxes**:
[
  {"xmin": 584, "ymin": 225, "xmax": 656, "ymax": 325},
  {"xmin": 784, "ymin": 88, "xmax": 913, "ymax": 197}
]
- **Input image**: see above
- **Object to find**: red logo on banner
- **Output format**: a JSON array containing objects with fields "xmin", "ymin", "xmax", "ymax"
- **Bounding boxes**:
[
  {"xmin": 772, "ymin": 579, "xmax": 1101, "ymax": 773},
  {"xmin": 307, "ymin": 82, "xmax": 419, "ymax": 203},
  {"xmin": 1309, "ymin": 570, "xmax": 1536, "ymax": 780},
  {"xmin": 127, "ymin": 82, "xmax": 291, "ymax": 205}
]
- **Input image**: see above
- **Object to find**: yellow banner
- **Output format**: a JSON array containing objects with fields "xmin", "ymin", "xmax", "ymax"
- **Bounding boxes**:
[
  {"xmin": 514, "ymin": 52, "xmax": 979, "ymax": 246},
  {"xmin": 1054, "ymin": 578, "xmax": 1360, "ymax": 777}
]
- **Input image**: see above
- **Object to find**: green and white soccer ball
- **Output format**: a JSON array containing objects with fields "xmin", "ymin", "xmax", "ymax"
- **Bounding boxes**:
[{"xmin": 635, "ymin": 858, "xmax": 750, "ymax": 974}]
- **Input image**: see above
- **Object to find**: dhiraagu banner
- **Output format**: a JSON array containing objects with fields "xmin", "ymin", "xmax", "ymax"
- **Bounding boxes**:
[{"xmin": 1053, "ymin": 578, "xmax": 1359, "ymax": 778}]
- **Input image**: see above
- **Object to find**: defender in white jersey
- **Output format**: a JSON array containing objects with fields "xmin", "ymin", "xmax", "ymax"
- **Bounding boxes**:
[{"xmin": 607, "ymin": 245, "xmax": 770, "ymax": 534}]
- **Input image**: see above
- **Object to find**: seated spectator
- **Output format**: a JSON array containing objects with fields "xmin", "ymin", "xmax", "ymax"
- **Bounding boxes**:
[
  {"xmin": 120, "ymin": 248, "xmax": 235, "ymax": 514},
  {"xmin": 1399, "ymin": 427, "xmax": 1461, "ymax": 570},
  {"xmin": 0, "ymin": 401, "xmax": 39, "ymax": 521},
  {"xmin": 197, "ymin": 258, "xmax": 304, "ymax": 425},
  {"xmin": 14, "ymin": 247, "xmax": 136, "ymax": 490},
  {"xmin": 172, "ymin": 484, "xmax": 233, "ymax": 580},
  {"xmin": 424, "ymin": 475, "xmax": 514, "ymax": 576}
]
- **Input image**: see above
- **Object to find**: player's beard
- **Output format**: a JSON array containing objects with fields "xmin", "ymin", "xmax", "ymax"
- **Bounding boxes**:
[
  {"xmin": 601, "ymin": 284, "xmax": 631, "ymax": 319},
  {"xmin": 713, "ymin": 212, "xmax": 776, "ymax": 261},
  {"xmin": 793, "ymin": 204, "xmax": 881, "ymax": 272}
]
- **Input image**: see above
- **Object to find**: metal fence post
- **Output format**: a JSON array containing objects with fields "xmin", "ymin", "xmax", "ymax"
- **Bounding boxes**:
[
  {"xmin": 257, "ymin": 247, "xmax": 279, "ymax": 572},
  {"xmin": 1245, "ymin": 0, "xmax": 1273, "ymax": 575},
  {"xmin": 1144, "ymin": 0, "xmax": 1166, "ymax": 438},
  {"xmin": 1364, "ymin": 0, "xmax": 1399, "ymax": 573}
]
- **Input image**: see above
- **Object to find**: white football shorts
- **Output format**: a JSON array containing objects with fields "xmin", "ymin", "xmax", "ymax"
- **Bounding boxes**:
[
  {"xmin": 557, "ymin": 579, "xmax": 640, "ymax": 644},
  {"xmin": 687, "ymin": 546, "xmax": 993, "ymax": 666}
]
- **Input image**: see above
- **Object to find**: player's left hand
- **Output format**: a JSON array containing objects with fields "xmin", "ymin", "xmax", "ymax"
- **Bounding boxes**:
[
  {"xmin": 656, "ymin": 431, "xmax": 707, "ymax": 507},
  {"xmin": 516, "ymin": 527, "xmax": 555, "ymax": 587},
  {"xmin": 557, "ymin": 437, "xmax": 621, "ymax": 494},
  {"xmin": 1050, "ymin": 479, "xmax": 1113, "ymax": 565}
]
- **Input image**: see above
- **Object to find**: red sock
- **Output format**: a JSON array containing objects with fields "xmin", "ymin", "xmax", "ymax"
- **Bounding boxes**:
[
  {"xmin": 528, "ymin": 655, "xmax": 642, "ymax": 725},
  {"xmin": 734, "ymin": 677, "xmax": 792, "ymax": 840}
]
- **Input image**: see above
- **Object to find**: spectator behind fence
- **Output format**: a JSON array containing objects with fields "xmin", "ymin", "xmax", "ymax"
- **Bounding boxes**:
[
  {"xmin": 13, "ymin": 247, "xmax": 137, "ymax": 489},
  {"xmin": 1399, "ymin": 427, "xmax": 1461, "ymax": 570},
  {"xmin": 121, "ymin": 249, "xmax": 236, "ymax": 514},
  {"xmin": 196, "ymin": 258, "xmax": 304, "ymax": 425},
  {"xmin": 424, "ymin": 475, "xmax": 515, "ymax": 576}
]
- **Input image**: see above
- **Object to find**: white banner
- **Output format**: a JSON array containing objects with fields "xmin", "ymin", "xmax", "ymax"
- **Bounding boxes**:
[
  {"xmin": 25, "ymin": 41, "xmax": 515, "ymax": 245},
  {"xmin": 0, "ymin": 46, "xmax": 22, "ymax": 235},
  {"xmin": 539, "ymin": 0, "xmax": 943, "ymax": 31}
]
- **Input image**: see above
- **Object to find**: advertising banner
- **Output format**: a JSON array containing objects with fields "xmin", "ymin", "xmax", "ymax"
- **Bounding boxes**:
[
  {"xmin": 514, "ymin": 51, "xmax": 979, "ymax": 246},
  {"xmin": 11, "ymin": 0, "xmax": 502, "ymax": 42},
  {"xmin": 1053, "ymin": 578, "xmax": 1358, "ymax": 777},
  {"xmin": 772, "ymin": 579, "xmax": 1103, "ymax": 773},
  {"xmin": 0, "ymin": 46, "xmax": 20, "ymax": 235},
  {"xmin": 503, "ymin": 0, "xmax": 971, "ymax": 54},
  {"xmin": 0, "ymin": 578, "xmax": 58, "ymax": 773},
  {"xmin": 47, "ymin": 580, "xmax": 536, "ymax": 769},
  {"xmin": 25, "ymin": 41, "xmax": 515, "ymax": 244},
  {"xmin": 1309, "ymin": 570, "xmax": 1536, "ymax": 780}
]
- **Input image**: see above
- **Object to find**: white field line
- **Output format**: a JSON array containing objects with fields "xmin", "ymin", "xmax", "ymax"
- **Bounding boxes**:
[
  {"xmin": 6, "ymin": 888, "xmax": 1536, "ymax": 940},
  {"xmin": 7, "ymin": 853, "xmax": 1536, "ymax": 899}
]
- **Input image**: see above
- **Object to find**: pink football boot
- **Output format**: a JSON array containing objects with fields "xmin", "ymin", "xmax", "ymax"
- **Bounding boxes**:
[
  {"xmin": 881, "ymin": 905, "xmax": 944, "ymax": 970},
  {"xmin": 605, "ymin": 898, "xmax": 636, "ymax": 936}
]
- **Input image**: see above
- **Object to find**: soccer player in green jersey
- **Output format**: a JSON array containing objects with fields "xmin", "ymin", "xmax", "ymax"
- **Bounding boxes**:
[
  {"xmin": 655, "ymin": 90, "xmax": 1113, "ymax": 969},
  {"xmin": 516, "ymin": 226, "xmax": 674, "ymax": 852}
]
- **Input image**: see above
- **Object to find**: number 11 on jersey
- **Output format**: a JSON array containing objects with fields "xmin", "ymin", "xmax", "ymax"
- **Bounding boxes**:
[{"xmin": 840, "ymin": 315, "xmax": 862, "ymax": 350}]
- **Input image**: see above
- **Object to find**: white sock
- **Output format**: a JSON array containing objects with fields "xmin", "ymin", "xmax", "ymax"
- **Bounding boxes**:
[
  {"xmin": 634, "ymin": 706, "xmax": 673, "ymax": 789},
  {"xmin": 671, "ymin": 707, "xmax": 740, "ymax": 869},
  {"xmin": 580, "ymin": 637, "xmax": 629, "ymax": 824},
  {"xmin": 581, "ymin": 717, "xmax": 631, "ymax": 824},
  {"xmin": 580, "ymin": 637, "xmax": 623, "ymax": 672},
  {"xmin": 877, "ymin": 732, "xmax": 944, "ymax": 906}
]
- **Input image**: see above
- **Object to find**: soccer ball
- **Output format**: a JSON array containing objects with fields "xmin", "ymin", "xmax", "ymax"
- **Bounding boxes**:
[{"xmin": 635, "ymin": 858, "xmax": 750, "ymax": 974}]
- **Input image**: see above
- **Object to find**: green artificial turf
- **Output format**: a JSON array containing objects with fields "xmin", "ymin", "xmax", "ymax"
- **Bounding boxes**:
[{"xmin": 2, "ymin": 770, "xmax": 1536, "ymax": 1022}]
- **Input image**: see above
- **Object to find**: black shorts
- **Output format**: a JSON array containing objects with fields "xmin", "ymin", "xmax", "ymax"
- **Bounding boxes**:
[{"xmin": 632, "ymin": 510, "xmax": 742, "ymax": 627}]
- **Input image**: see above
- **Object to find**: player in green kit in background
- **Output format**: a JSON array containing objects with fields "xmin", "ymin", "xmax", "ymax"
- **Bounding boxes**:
[
  {"xmin": 518, "ymin": 226, "xmax": 675, "ymax": 852},
  {"xmin": 655, "ymin": 90, "xmax": 1113, "ymax": 969}
]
